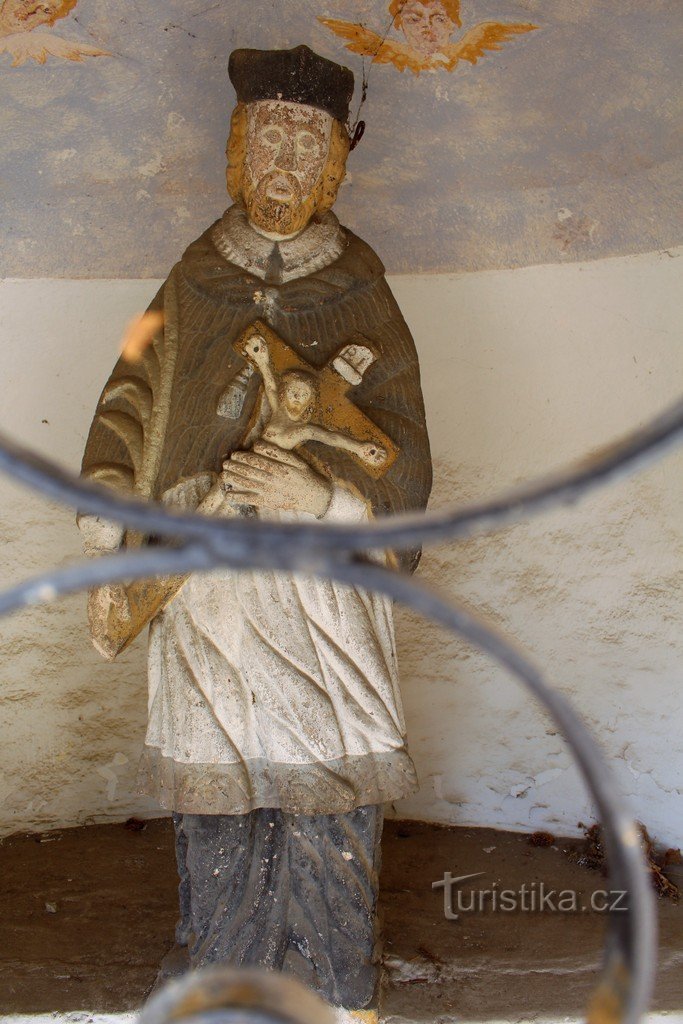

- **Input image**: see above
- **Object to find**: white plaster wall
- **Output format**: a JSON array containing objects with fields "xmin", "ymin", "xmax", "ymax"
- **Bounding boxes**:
[{"xmin": 0, "ymin": 248, "xmax": 681, "ymax": 843}]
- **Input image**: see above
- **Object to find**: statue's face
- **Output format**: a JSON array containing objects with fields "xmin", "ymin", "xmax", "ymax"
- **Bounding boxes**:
[
  {"xmin": 1, "ymin": 0, "xmax": 59, "ymax": 32},
  {"xmin": 281, "ymin": 375, "xmax": 315, "ymax": 421},
  {"xmin": 399, "ymin": 0, "xmax": 455, "ymax": 56},
  {"xmin": 242, "ymin": 100, "xmax": 332, "ymax": 237}
]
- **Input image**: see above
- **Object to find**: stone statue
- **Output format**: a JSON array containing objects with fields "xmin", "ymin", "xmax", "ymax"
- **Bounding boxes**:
[{"xmin": 79, "ymin": 45, "xmax": 432, "ymax": 1024}]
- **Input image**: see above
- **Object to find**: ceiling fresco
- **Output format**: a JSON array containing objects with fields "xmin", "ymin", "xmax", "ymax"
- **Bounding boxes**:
[
  {"xmin": 0, "ymin": 0, "xmax": 680, "ymax": 278},
  {"xmin": 319, "ymin": 1, "xmax": 537, "ymax": 76},
  {"xmin": 0, "ymin": 0, "xmax": 108, "ymax": 65}
]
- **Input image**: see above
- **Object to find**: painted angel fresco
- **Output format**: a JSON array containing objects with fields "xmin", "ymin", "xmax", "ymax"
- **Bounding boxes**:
[
  {"xmin": 319, "ymin": 0, "xmax": 537, "ymax": 76},
  {"xmin": 0, "ymin": 0, "xmax": 108, "ymax": 66}
]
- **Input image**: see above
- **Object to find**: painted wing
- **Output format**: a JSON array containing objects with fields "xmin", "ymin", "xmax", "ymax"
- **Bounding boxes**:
[
  {"xmin": 0, "ymin": 30, "xmax": 107, "ymax": 65},
  {"xmin": 446, "ymin": 21, "xmax": 537, "ymax": 69},
  {"xmin": 318, "ymin": 17, "xmax": 422, "ymax": 73},
  {"xmin": 47, "ymin": 0, "xmax": 79, "ymax": 26}
]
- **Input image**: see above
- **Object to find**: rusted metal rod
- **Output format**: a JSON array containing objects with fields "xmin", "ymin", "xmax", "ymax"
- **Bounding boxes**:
[
  {"xmin": 0, "ymin": 392, "xmax": 681, "ymax": 567},
  {"xmin": 138, "ymin": 965, "xmax": 336, "ymax": 1024}
]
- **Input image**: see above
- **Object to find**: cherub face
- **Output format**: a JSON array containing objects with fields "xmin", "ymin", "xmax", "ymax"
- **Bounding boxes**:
[
  {"xmin": 242, "ymin": 100, "xmax": 332, "ymax": 237},
  {"xmin": 1, "ymin": 0, "xmax": 60, "ymax": 32},
  {"xmin": 280, "ymin": 374, "xmax": 316, "ymax": 422},
  {"xmin": 399, "ymin": 0, "xmax": 455, "ymax": 57}
]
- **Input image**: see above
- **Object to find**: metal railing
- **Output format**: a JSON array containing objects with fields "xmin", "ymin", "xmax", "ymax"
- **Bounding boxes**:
[
  {"xmin": 138, "ymin": 965, "xmax": 336, "ymax": 1024},
  {"xmin": 2, "ymin": 392, "xmax": 683, "ymax": 1022}
]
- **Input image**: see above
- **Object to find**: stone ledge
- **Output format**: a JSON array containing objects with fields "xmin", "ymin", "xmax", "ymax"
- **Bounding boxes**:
[{"xmin": 0, "ymin": 818, "xmax": 680, "ymax": 1022}]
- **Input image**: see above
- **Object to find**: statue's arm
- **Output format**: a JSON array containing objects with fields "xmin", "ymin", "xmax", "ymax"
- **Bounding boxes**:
[
  {"xmin": 302, "ymin": 424, "xmax": 386, "ymax": 465},
  {"xmin": 79, "ymin": 280, "xmax": 173, "ymax": 657},
  {"xmin": 252, "ymin": 343, "xmax": 280, "ymax": 408},
  {"xmin": 78, "ymin": 472, "xmax": 221, "ymax": 661},
  {"xmin": 80, "ymin": 279, "xmax": 167, "ymax": 497}
]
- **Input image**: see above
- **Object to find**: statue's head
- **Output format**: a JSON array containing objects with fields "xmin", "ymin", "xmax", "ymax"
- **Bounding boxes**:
[
  {"xmin": 227, "ymin": 46, "xmax": 354, "ymax": 238},
  {"xmin": 389, "ymin": 0, "xmax": 461, "ymax": 57}
]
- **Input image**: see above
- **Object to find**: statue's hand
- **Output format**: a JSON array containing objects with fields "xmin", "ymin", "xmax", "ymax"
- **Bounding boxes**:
[
  {"xmin": 77, "ymin": 514, "xmax": 125, "ymax": 557},
  {"xmin": 221, "ymin": 442, "xmax": 332, "ymax": 518}
]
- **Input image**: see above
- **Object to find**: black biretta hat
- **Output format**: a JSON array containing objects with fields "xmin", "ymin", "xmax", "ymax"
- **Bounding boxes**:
[{"xmin": 229, "ymin": 45, "xmax": 354, "ymax": 124}]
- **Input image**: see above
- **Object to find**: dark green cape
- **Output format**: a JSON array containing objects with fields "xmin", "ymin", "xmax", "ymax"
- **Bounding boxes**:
[{"xmin": 82, "ymin": 216, "xmax": 432, "ymax": 570}]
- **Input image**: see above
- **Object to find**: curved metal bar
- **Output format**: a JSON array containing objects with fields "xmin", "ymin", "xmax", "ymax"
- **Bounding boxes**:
[
  {"xmin": 324, "ymin": 559, "xmax": 656, "ymax": 1024},
  {"xmin": 0, "ymin": 545, "xmax": 221, "ymax": 618},
  {"xmin": 0, "ymin": 395, "xmax": 673, "ymax": 1022},
  {"xmin": 138, "ymin": 965, "xmax": 336, "ymax": 1024},
  {"xmin": 0, "ymin": 392, "xmax": 682, "ymax": 558},
  {"xmin": 170, "ymin": 1015, "xmax": 283, "ymax": 1024},
  {"xmin": 0, "ymin": 544, "xmax": 657, "ymax": 1020}
]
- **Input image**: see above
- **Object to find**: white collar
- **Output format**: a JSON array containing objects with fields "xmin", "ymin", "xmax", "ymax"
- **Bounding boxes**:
[{"xmin": 211, "ymin": 205, "xmax": 346, "ymax": 283}]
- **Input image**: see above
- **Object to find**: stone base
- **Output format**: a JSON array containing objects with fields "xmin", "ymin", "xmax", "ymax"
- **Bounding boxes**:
[{"xmin": 1, "ymin": 818, "xmax": 681, "ymax": 1021}]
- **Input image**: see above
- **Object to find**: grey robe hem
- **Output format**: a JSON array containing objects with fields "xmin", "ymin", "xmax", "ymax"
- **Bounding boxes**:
[{"xmin": 139, "ymin": 744, "xmax": 418, "ymax": 815}]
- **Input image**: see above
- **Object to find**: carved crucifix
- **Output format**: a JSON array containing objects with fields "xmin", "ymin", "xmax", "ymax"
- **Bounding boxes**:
[{"xmin": 237, "ymin": 320, "xmax": 397, "ymax": 471}]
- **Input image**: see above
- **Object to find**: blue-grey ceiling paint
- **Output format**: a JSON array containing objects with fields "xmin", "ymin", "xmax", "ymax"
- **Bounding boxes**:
[{"xmin": 0, "ymin": 0, "xmax": 681, "ymax": 278}]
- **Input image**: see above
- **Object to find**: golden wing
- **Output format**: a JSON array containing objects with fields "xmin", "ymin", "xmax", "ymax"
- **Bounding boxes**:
[
  {"xmin": 46, "ymin": 0, "xmax": 79, "ymax": 26},
  {"xmin": 0, "ymin": 31, "xmax": 107, "ymax": 64},
  {"xmin": 445, "ymin": 21, "xmax": 538, "ymax": 69},
  {"xmin": 318, "ymin": 17, "xmax": 421, "ymax": 73}
]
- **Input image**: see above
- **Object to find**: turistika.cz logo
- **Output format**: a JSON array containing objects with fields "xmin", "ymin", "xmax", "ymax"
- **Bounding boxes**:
[{"xmin": 432, "ymin": 872, "xmax": 628, "ymax": 919}]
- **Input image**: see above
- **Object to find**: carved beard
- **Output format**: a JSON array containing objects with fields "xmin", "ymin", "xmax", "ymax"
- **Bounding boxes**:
[{"xmin": 243, "ymin": 170, "xmax": 321, "ymax": 237}]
